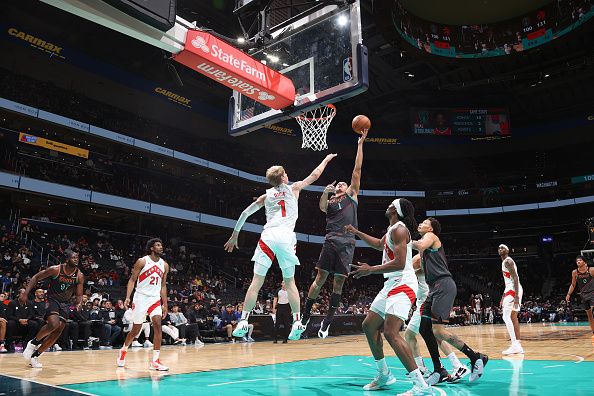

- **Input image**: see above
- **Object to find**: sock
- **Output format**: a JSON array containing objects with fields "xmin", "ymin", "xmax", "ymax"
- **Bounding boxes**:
[
  {"xmin": 408, "ymin": 368, "xmax": 427, "ymax": 386},
  {"xmin": 322, "ymin": 293, "xmax": 341, "ymax": 330},
  {"xmin": 153, "ymin": 350, "xmax": 160, "ymax": 362},
  {"xmin": 414, "ymin": 356, "xmax": 425, "ymax": 369},
  {"xmin": 292, "ymin": 312, "xmax": 301, "ymax": 322},
  {"xmin": 31, "ymin": 350, "xmax": 41, "ymax": 358},
  {"xmin": 241, "ymin": 311, "xmax": 250, "ymax": 321},
  {"xmin": 460, "ymin": 343, "xmax": 479, "ymax": 361},
  {"xmin": 302, "ymin": 297, "xmax": 316, "ymax": 323},
  {"xmin": 502, "ymin": 309, "xmax": 517, "ymax": 343},
  {"xmin": 31, "ymin": 338, "xmax": 42, "ymax": 346},
  {"xmin": 121, "ymin": 344, "xmax": 128, "ymax": 352},
  {"xmin": 419, "ymin": 318, "xmax": 442, "ymax": 371},
  {"xmin": 447, "ymin": 352, "xmax": 462, "ymax": 369},
  {"xmin": 375, "ymin": 358, "xmax": 389, "ymax": 375}
]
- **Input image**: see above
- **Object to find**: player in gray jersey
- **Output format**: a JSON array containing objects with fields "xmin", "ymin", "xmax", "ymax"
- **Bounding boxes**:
[
  {"xmin": 566, "ymin": 255, "xmax": 594, "ymax": 344},
  {"xmin": 414, "ymin": 217, "xmax": 488, "ymax": 384},
  {"xmin": 301, "ymin": 130, "xmax": 367, "ymax": 338}
]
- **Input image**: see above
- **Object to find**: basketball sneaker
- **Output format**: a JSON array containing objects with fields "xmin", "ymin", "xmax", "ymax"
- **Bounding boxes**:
[
  {"xmin": 150, "ymin": 359, "xmax": 169, "ymax": 371},
  {"xmin": 29, "ymin": 357, "xmax": 42, "ymax": 369},
  {"xmin": 131, "ymin": 340, "xmax": 143, "ymax": 347},
  {"xmin": 22, "ymin": 340, "xmax": 39, "ymax": 360},
  {"xmin": 362, "ymin": 371, "xmax": 396, "ymax": 391},
  {"xmin": 397, "ymin": 383, "xmax": 433, "ymax": 396},
  {"xmin": 502, "ymin": 342, "xmax": 524, "ymax": 355},
  {"xmin": 447, "ymin": 365, "xmax": 470, "ymax": 382},
  {"xmin": 288, "ymin": 320, "xmax": 306, "ymax": 340},
  {"xmin": 232, "ymin": 320, "xmax": 249, "ymax": 337},
  {"xmin": 469, "ymin": 353, "xmax": 489, "ymax": 382},
  {"xmin": 426, "ymin": 368, "xmax": 450, "ymax": 386},
  {"xmin": 318, "ymin": 319, "xmax": 330, "ymax": 339},
  {"xmin": 0, "ymin": 344, "xmax": 7, "ymax": 353},
  {"xmin": 117, "ymin": 349, "xmax": 127, "ymax": 367},
  {"xmin": 143, "ymin": 340, "xmax": 154, "ymax": 348}
]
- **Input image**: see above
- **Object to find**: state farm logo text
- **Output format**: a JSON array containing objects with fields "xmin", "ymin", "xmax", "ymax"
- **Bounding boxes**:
[{"xmin": 196, "ymin": 63, "xmax": 275, "ymax": 100}]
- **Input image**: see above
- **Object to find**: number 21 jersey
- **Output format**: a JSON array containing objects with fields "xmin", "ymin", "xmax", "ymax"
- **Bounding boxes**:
[{"xmin": 135, "ymin": 255, "xmax": 165, "ymax": 297}]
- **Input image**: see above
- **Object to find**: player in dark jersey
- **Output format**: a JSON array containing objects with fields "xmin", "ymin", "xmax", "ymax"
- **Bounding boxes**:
[
  {"xmin": 302, "ymin": 129, "xmax": 367, "ymax": 338},
  {"xmin": 413, "ymin": 218, "xmax": 488, "ymax": 384},
  {"xmin": 20, "ymin": 251, "xmax": 84, "ymax": 368},
  {"xmin": 565, "ymin": 255, "xmax": 594, "ymax": 344}
]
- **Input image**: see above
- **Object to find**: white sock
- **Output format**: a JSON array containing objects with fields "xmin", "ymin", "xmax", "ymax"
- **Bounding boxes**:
[
  {"xmin": 292, "ymin": 312, "xmax": 301, "ymax": 322},
  {"xmin": 375, "ymin": 358, "xmax": 389, "ymax": 375},
  {"xmin": 502, "ymin": 309, "xmax": 517, "ymax": 343},
  {"xmin": 408, "ymin": 368, "xmax": 428, "ymax": 386},
  {"xmin": 153, "ymin": 350, "xmax": 160, "ymax": 362},
  {"xmin": 447, "ymin": 352, "xmax": 462, "ymax": 369},
  {"xmin": 241, "ymin": 311, "xmax": 250, "ymax": 321},
  {"xmin": 414, "ymin": 356, "xmax": 425, "ymax": 369}
]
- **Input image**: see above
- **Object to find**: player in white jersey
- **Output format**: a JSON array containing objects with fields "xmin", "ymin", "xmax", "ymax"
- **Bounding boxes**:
[
  {"xmin": 224, "ymin": 154, "xmax": 336, "ymax": 341},
  {"xmin": 347, "ymin": 199, "xmax": 431, "ymax": 396},
  {"xmin": 404, "ymin": 255, "xmax": 470, "ymax": 382},
  {"xmin": 117, "ymin": 238, "xmax": 170, "ymax": 370},
  {"xmin": 498, "ymin": 244, "xmax": 524, "ymax": 355}
]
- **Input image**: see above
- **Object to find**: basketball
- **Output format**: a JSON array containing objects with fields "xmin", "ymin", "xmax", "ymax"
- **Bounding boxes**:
[{"xmin": 352, "ymin": 115, "xmax": 371, "ymax": 134}]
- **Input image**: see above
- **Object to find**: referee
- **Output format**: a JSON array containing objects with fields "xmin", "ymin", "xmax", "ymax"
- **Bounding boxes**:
[{"xmin": 272, "ymin": 281, "xmax": 290, "ymax": 343}]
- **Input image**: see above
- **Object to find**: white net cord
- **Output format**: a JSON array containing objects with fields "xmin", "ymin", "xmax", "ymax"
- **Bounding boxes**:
[{"xmin": 295, "ymin": 104, "xmax": 336, "ymax": 151}]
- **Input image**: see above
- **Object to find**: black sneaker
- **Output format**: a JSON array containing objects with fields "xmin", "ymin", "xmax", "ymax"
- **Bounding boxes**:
[{"xmin": 426, "ymin": 367, "xmax": 450, "ymax": 386}]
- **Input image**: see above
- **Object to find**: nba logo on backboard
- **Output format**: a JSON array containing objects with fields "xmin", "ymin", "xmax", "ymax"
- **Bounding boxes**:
[{"xmin": 343, "ymin": 57, "xmax": 353, "ymax": 82}]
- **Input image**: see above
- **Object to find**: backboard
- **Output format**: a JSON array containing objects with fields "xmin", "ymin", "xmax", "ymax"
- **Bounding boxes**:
[{"xmin": 228, "ymin": 0, "xmax": 368, "ymax": 136}]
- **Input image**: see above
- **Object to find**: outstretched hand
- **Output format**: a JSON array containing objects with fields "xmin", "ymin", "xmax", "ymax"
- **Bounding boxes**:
[
  {"xmin": 358, "ymin": 129, "xmax": 368, "ymax": 144},
  {"xmin": 349, "ymin": 262, "xmax": 373, "ymax": 279},
  {"xmin": 224, "ymin": 234, "xmax": 239, "ymax": 252},
  {"xmin": 324, "ymin": 181, "xmax": 337, "ymax": 194},
  {"xmin": 325, "ymin": 153, "xmax": 338, "ymax": 162},
  {"xmin": 344, "ymin": 224, "xmax": 358, "ymax": 235}
]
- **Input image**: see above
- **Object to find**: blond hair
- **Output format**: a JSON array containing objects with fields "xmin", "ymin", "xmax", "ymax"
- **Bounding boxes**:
[{"xmin": 266, "ymin": 165, "xmax": 285, "ymax": 186}]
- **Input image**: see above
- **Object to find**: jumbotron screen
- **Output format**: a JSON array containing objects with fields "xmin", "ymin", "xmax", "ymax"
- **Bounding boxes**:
[{"xmin": 411, "ymin": 108, "xmax": 510, "ymax": 136}]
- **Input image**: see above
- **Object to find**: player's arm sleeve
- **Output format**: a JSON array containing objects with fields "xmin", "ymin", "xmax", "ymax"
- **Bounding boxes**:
[{"xmin": 234, "ymin": 200, "xmax": 264, "ymax": 232}]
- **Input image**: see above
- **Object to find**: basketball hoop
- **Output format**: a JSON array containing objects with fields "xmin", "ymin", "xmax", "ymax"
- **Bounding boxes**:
[{"xmin": 295, "ymin": 104, "xmax": 336, "ymax": 151}]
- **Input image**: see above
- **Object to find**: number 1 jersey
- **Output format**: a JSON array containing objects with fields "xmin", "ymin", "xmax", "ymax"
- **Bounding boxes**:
[{"xmin": 264, "ymin": 183, "xmax": 298, "ymax": 231}]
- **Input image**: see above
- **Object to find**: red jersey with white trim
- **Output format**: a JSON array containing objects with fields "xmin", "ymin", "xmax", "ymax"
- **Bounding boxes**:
[
  {"xmin": 136, "ymin": 255, "xmax": 165, "ymax": 297},
  {"xmin": 263, "ymin": 183, "xmax": 298, "ymax": 231},
  {"xmin": 502, "ymin": 257, "xmax": 521, "ymax": 292},
  {"xmin": 382, "ymin": 221, "xmax": 416, "ymax": 285}
]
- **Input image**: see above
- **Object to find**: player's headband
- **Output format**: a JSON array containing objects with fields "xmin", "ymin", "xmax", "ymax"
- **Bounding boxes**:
[
  {"xmin": 499, "ymin": 244, "xmax": 509, "ymax": 251},
  {"xmin": 392, "ymin": 198, "xmax": 404, "ymax": 217}
]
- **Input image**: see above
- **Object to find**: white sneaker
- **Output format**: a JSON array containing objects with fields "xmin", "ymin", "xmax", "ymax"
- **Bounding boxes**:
[
  {"xmin": 363, "ymin": 371, "xmax": 396, "ymax": 391},
  {"xmin": 241, "ymin": 336, "xmax": 248, "ymax": 342},
  {"xmin": 143, "ymin": 340, "xmax": 154, "ymax": 348},
  {"xmin": 194, "ymin": 339, "xmax": 204, "ymax": 346},
  {"xmin": 447, "ymin": 365, "xmax": 470, "ymax": 382},
  {"xmin": 397, "ymin": 383, "xmax": 433, "ymax": 396},
  {"xmin": 418, "ymin": 365, "xmax": 430, "ymax": 379},
  {"xmin": 502, "ymin": 343, "xmax": 524, "ymax": 355},
  {"xmin": 232, "ymin": 320, "xmax": 249, "ymax": 337},
  {"xmin": 0, "ymin": 344, "xmax": 7, "ymax": 353},
  {"xmin": 150, "ymin": 359, "xmax": 169, "ymax": 371},
  {"xmin": 29, "ymin": 356, "xmax": 42, "ymax": 368},
  {"xmin": 318, "ymin": 320, "xmax": 330, "ymax": 339},
  {"xmin": 469, "ymin": 353, "xmax": 488, "ymax": 382},
  {"xmin": 247, "ymin": 337, "xmax": 255, "ymax": 343},
  {"xmin": 117, "ymin": 349, "xmax": 127, "ymax": 367},
  {"xmin": 288, "ymin": 320, "xmax": 306, "ymax": 341},
  {"xmin": 53, "ymin": 344, "xmax": 62, "ymax": 351},
  {"xmin": 131, "ymin": 341, "xmax": 143, "ymax": 348},
  {"xmin": 22, "ymin": 340, "xmax": 39, "ymax": 360}
]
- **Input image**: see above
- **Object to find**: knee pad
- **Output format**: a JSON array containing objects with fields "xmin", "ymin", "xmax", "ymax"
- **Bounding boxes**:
[
  {"xmin": 280, "ymin": 264, "xmax": 295, "ymax": 278},
  {"xmin": 253, "ymin": 261, "xmax": 270, "ymax": 276}
]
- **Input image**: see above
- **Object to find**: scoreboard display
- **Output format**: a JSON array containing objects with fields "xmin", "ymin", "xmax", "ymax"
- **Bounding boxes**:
[{"xmin": 412, "ymin": 108, "xmax": 510, "ymax": 136}]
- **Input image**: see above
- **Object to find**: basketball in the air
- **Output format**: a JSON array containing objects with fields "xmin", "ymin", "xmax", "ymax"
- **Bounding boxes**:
[{"xmin": 352, "ymin": 115, "xmax": 371, "ymax": 134}]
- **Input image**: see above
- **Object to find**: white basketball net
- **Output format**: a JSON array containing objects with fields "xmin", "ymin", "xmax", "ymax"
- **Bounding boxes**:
[{"xmin": 295, "ymin": 104, "xmax": 336, "ymax": 151}]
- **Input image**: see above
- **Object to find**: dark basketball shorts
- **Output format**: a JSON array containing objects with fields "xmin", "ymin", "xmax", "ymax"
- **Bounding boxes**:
[
  {"xmin": 422, "ymin": 276, "xmax": 457, "ymax": 323},
  {"xmin": 45, "ymin": 299, "xmax": 71, "ymax": 322},
  {"xmin": 581, "ymin": 292, "xmax": 594, "ymax": 308},
  {"xmin": 316, "ymin": 234, "xmax": 356, "ymax": 276}
]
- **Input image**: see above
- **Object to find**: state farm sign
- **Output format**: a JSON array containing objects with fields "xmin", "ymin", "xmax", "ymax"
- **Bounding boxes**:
[{"xmin": 174, "ymin": 30, "xmax": 295, "ymax": 110}]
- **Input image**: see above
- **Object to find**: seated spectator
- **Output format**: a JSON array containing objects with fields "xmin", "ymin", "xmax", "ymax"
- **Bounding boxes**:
[
  {"xmin": 170, "ymin": 304, "xmax": 200, "ymax": 345},
  {"xmin": 161, "ymin": 313, "xmax": 185, "ymax": 345},
  {"xmin": 0, "ymin": 292, "xmax": 7, "ymax": 352},
  {"xmin": 122, "ymin": 307, "xmax": 152, "ymax": 348},
  {"xmin": 95, "ymin": 300, "xmax": 121, "ymax": 348},
  {"xmin": 6, "ymin": 289, "xmax": 39, "ymax": 347}
]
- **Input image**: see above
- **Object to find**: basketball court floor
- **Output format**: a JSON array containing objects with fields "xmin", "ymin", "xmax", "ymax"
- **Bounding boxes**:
[{"xmin": 1, "ymin": 323, "xmax": 592, "ymax": 395}]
